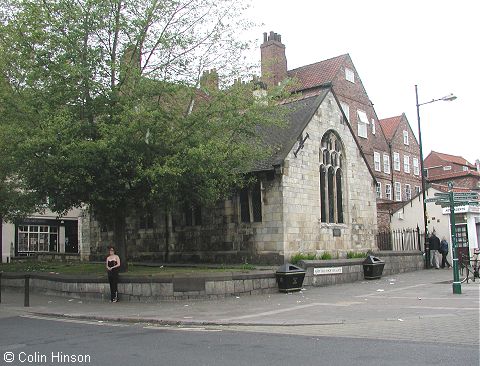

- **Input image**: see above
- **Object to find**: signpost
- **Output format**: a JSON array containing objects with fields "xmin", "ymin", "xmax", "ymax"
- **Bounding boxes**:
[{"xmin": 424, "ymin": 183, "xmax": 479, "ymax": 294}]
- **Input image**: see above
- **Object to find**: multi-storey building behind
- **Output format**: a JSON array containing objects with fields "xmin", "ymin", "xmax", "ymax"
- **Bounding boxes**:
[{"xmin": 260, "ymin": 31, "xmax": 422, "ymax": 230}]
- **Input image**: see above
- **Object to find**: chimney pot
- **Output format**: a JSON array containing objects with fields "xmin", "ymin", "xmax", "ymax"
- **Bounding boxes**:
[{"xmin": 263, "ymin": 32, "xmax": 267, "ymax": 43}]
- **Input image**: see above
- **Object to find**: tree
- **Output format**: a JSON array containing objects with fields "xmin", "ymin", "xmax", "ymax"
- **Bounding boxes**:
[{"xmin": 0, "ymin": 0, "xmax": 288, "ymax": 268}]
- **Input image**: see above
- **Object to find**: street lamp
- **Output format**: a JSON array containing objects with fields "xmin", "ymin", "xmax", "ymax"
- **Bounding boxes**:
[{"xmin": 415, "ymin": 85, "xmax": 457, "ymax": 269}]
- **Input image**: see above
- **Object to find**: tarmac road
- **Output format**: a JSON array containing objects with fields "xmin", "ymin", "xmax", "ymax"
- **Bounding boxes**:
[{"xmin": 0, "ymin": 314, "xmax": 476, "ymax": 366}]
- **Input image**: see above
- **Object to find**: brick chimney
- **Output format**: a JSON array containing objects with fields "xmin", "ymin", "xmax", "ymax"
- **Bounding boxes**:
[
  {"xmin": 261, "ymin": 31, "xmax": 287, "ymax": 89},
  {"xmin": 199, "ymin": 69, "xmax": 219, "ymax": 94},
  {"xmin": 476, "ymin": 159, "xmax": 480, "ymax": 172}
]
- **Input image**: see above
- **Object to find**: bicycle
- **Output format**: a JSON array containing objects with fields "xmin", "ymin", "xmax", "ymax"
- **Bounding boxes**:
[{"xmin": 459, "ymin": 251, "xmax": 479, "ymax": 284}]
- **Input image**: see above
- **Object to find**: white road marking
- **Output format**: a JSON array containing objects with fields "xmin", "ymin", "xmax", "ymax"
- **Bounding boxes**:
[
  {"xmin": 143, "ymin": 326, "xmax": 222, "ymax": 332},
  {"xmin": 220, "ymin": 302, "xmax": 361, "ymax": 321},
  {"xmin": 20, "ymin": 314, "xmax": 128, "ymax": 327}
]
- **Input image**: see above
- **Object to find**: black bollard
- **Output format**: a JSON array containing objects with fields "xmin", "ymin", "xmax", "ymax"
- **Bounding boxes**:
[{"xmin": 24, "ymin": 275, "xmax": 30, "ymax": 307}]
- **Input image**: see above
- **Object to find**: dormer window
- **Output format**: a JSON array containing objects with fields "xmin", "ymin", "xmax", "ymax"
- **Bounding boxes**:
[{"xmin": 345, "ymin": 68, "xmax": 355, "ymax": 83}]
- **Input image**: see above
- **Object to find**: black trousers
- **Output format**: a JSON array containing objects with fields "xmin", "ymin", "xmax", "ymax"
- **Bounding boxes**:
[
  {"xmin": 441, "ymin": 252, "xmax": 451, "ymax": 268},
  {"xmin": 108, "ymin": 270, "xmax": 119, "ymax": 301}
]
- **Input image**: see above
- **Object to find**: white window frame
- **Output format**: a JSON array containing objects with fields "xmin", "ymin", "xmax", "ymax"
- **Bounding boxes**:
[
  {"xmin": 394, "ymin": 182, "xmax": 402, "ymax": 202},
  {"xmin": 345, "ymin": 68, "xmax": 355, "ymax": 83},
  {"xmin": 403, "ymin": 130, "xmax": 409, "ymax": 145},
  {"xmin": 383, "ymin": 154, "xmax": 391, "ymax": 174},
  {"xmin": 376, "ymin": 182, "xmax": 382, "ymax": 199},
  {"xmin": 385, "ymin": 184, "xmax": 392, "ymax": 200},
  {"xmin": 405, "ymin": 184, "xmax": 412, "ymax": 200},
  {"xmin": 404, "ymin": 155, "xmax": 410, "ymax": 173},
  {"xmin": 374, "ymin": 152, "xmax": 381, "ymax": 172},
  {"xmin": 463, "ymin": 166, "xmax": 469, "ymax": 171},
  {"xmin": 393, "ymin": 152, "xmax": 400, "ymax": 171},
  {"xmin": 340, "ymin": 102, "xmax": 350, "ymax": 122},
  {"xmin": 443, "ymin": 165, "xmax": 452, "ymax": 171},
  {"xmin": 413, "ymin": 157, "xmax": 419, "ymax": 175},
  {"xmin": 415, "ymin": 186, "xmax": 421, "ymax": 195},
  {"xmin": 371, "ymin": 118, "xmax": 376, "ymax": 135},
  {"xmin": 357, "ymin": 110, "xmax": 369, "ymax": 139}
]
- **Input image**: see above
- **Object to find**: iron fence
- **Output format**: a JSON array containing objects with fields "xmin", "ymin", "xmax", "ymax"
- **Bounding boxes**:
[{"xmin": 376, "ymin": 227, "xmax": 425, "ymax": 252}]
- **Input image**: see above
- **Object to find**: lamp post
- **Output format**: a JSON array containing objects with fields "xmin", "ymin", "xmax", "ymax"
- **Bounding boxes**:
[{"xmin": 415, "ymin": 85, "xmax": 457, "ymax": 269}]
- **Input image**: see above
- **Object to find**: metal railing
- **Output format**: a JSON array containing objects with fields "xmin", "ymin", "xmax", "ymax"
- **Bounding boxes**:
[
  {"xmin": 0, "ymin": 272, "xmax": 31, "ymax": 307},
  {"xmin": 376, "ymin": 227, "xmax": 424, "ymax": 252}
]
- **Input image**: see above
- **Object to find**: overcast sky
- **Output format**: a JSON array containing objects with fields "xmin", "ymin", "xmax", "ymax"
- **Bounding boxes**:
[{"xmin": 244, "ymin": 0, "xmax": 479, "ymax": 164}]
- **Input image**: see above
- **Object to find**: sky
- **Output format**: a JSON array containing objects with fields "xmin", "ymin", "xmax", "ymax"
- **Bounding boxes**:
[{"xmin": 243, "ymin": 0, "xmax": 479, "ymax": 165}]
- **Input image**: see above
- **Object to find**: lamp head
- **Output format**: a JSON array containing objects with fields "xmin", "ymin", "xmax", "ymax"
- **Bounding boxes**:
[{"xmin": 441, "ymin": 93, "xmax": 457, "ymax": 102}]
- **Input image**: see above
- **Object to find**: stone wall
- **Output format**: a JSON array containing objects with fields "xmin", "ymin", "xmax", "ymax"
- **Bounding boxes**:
[
  {"xmin": 1, "ymin": 271, "xmax": 278, "ymax": 302},
  {"xmin": 299, "ymin": 251, "xmax": 424, "ymax": 287},
  {"xmin": 282, "ymin": 91, "xmax": 378, "ymax": 260}
]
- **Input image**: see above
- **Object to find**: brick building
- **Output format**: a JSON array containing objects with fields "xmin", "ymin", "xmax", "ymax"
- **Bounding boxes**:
[
  {"xmin": 424, "ymin": 151, "xmax": 480, "ymax": 191},
  {"xmin": 260, "ymin": 31, "xmax": 421, "ymax": 230}
]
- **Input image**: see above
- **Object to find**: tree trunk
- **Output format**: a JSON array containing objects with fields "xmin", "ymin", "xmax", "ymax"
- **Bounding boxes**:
[{"xmin": 113, "ymin": 206, "xmax": 128, "ymax": 272}]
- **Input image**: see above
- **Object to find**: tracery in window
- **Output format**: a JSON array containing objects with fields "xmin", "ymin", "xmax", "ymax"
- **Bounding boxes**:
[{"xmin": 319, "ymin": 131, "xmax": 344, "ymax": 224}]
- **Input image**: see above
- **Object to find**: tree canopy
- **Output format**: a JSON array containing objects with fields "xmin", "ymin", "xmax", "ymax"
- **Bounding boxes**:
[{"xmin": 0, "ymin": 0, "xmax": 289, "ymax": 266}]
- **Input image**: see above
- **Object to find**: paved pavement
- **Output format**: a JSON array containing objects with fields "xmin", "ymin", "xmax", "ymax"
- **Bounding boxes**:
[{"xmin": 1, "ymin": 268, "xmax": 479, "ymax": 345}]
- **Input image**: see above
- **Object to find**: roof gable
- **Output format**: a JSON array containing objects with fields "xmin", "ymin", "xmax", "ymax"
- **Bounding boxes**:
[
  {"xmin": 254, "ymin": 88, "xmax": 377, "ymax": 183},
  {"xmin": 253, "ymin": 91, "xmax": 329, "ymax": 171},
  {"xmin": 287, "ymin": 55, "xmax": 348, "ymax": 91},
  {"xmin": 379, "ymin": 115, "xmax": 402, "ymax": 141}
]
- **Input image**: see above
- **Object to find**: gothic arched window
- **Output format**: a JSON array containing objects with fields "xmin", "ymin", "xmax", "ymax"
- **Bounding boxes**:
[{"xmin": 319, "ymin": 131, "xmax": 344, "ymax": 224}]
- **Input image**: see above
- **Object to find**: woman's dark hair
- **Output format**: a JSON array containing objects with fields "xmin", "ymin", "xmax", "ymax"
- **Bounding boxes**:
[{"xmin": 108, "ymin": 246, "xmax": 115, "ymax": 252}]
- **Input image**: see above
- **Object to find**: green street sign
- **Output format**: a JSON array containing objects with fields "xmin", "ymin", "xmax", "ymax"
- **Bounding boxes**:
[
  {"xmin": 434, "ymin": 193, "xmax": 450, "ymax": 197},
  {"xmin": 453, "ymin": 193, "xmax": 479, "ymax": 198},
  {"xmin": 425, "ymin": 198, "xmax": 441, "ymax": 203},
  {"xmin": 438, "ymin": 201, "xmax": 479, "ymax": 207}
]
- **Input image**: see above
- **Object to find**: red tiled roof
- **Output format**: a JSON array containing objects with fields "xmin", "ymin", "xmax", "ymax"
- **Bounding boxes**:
[
  {"xmin": 427, "ymin": 170, "xmax": 480, "ymax": 181},
  {"xmin": 430, "ymin": 183, "xmax": 472, "ymax": 193},
  {"xmin": 378, "ymin": 115, "xmax": 402, "ymax": 141},
  {"xmin": 429, "ymin": 151, "xmax": 475, "ymax": 167},
  {"xmin": 287, "ymin": 54, "xmax": 348, "ymax": 91}
]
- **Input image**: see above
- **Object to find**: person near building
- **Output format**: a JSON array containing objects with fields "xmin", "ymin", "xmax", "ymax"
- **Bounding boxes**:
[
  {"xmin": 106, "ymin": 246, "xmax": 121, "ymax": 302},
  {"xmin": 439, "ymin": 237, "xmax": 451, "ymax": 269},
  {"xmin": 429, "ymin": 231, "xmax": 441, "ymax": 269}
]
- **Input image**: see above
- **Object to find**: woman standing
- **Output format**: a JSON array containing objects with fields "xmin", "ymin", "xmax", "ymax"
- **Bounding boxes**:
[{"xmin": 106, "ymin": 246, "xmax": 121, "ymax": 302}]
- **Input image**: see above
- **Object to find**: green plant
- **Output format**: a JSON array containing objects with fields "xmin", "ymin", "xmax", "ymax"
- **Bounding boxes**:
[
  {"xmin": 346, "ymin": 251, "xmax": 368, "ymax": 259},
  {"xmin": 290, "ymin": 253, "xmax": 316, "ymax": 264},
  {"xmin": 320, "ymin": 252, "xmax": 332, "ymax": 260}
]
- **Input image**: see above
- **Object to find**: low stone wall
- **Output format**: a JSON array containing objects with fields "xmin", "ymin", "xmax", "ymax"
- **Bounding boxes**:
[
  {"xmin": 299, "ymin": 251, "xmax": 424, "ymax": 287},
  {"xmin": 1, "ymin": 252, "xmax": 424, "ymax": 301},
  {"xmin": 1, "ymin": 271, "xmax": 278, "ymax": 302}
]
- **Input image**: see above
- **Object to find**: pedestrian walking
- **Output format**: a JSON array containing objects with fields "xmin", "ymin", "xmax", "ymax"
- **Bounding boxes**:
[
  {"xmin": 440, "ymin": 237, "xmax": 451, "ymax": 269},
  {"xmin": 106, "ymin": 246, "xmax": 121, "ymax": 302},
  {"xmin": 429, "ymin": 231, "xmax": 441, "ymax": 269}
]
